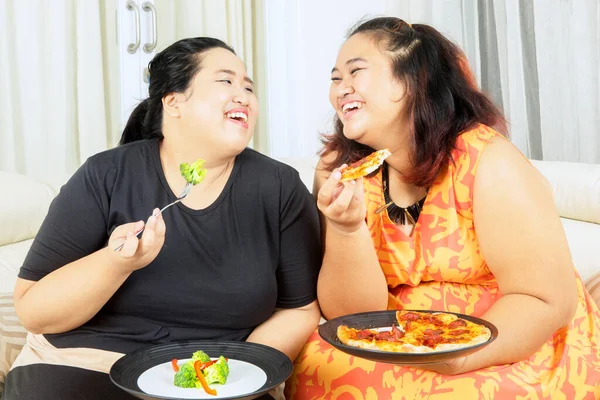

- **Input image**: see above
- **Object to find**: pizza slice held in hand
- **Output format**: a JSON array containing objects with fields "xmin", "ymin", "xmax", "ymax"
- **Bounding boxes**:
[{"xmin": 339, "ymin": 149, "xmax": 392, "ymax": 182}]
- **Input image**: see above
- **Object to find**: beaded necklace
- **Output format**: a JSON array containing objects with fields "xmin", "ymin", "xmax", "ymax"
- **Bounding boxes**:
[{"xmin": 375, "ymin": 166, "xmax": 427, "ymax": 225}]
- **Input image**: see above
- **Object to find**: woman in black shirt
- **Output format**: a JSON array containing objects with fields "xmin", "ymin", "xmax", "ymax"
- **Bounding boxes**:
[{"xmin": 4, "ymin": 37, "xmax": 321, "ymax": 400}]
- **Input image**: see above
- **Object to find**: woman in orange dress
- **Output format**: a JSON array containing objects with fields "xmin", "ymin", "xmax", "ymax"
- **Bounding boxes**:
[{"xmin": 286, "ymin": 17, "xmax": 600, "ymax": 399}]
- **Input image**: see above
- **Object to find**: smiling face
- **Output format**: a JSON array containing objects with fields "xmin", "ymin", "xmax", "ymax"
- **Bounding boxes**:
[
  {"xmin": 330, "ymin": 33, "xmax": 410, "ymax": 149},
  {"xmin": 174, "ymin": 47, "xmax": 258, "ymax": 157}
]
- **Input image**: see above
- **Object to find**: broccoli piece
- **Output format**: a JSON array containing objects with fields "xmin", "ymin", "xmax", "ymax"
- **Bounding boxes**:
[
  {"xmin": 173, "ymin": 363, "xmax": 198, "ymax": 388},
  {"xmin": 179, "ymin": 159, "xmax": 207, "ymax": 185},
  {"xmin": 191, "ymin": 350, "xmax": 211, "ymax": 363},
  {"xmin": 216, "ymin": 355, "xmax": 229, "ymax": 376},
  {"xmin": 203, "ymin": 356, "xmax": 229, "ymax": 385}
]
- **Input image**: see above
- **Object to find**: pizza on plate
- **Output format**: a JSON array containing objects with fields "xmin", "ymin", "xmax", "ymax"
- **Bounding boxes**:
[
  {"xmin": 337, "ymin": 310, "xmax": 492, "ymax": 353},
  {"xmin": 340, "ymin": 149, "xmax": 391, "ymax": 182}
]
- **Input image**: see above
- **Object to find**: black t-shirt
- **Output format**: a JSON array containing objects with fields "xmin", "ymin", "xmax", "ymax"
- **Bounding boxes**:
[{"xmin": 19, "ymin": 139, "xmax": 321, "ymax": 354}]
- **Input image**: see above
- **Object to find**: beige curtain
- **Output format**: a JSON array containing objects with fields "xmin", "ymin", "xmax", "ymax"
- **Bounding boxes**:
[
  {"xmin": 0, "ymin": 0, "xmax": 111, "ymax": 188},
  {"xmin": 0, "ymin": 0, "xmax": 265, "ymax": 188}
]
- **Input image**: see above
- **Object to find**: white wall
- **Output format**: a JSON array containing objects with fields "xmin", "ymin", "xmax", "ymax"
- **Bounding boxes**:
[{"xmin": 263, "ymin": 0, "xmax": 387, "ymax": 158}]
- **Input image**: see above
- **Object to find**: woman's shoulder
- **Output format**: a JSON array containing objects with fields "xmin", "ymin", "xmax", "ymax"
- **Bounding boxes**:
[
  {"xmin": 449, "ymin": 125, "xmax": 506, "ymax": 171},
  {"xmin": 475, "ymin": 131, "xmax": 542, "ymax": 185},
  {"xmin": 71, "ymin": 140, "xmax": 157, "ymax": 190},
  {"xmin": 87, "ymin": 139, "xmax": 156, "ymax": 166},
  {"xmin": 450, "ymin": 124, "xmax": 541, "ymax": 191},
  {"xmin": 454, "ymin": 124, "xmax": 504, "ymax": 154},
  {"xmin": 237, "ymin": 148, "xmax": 309, "ymax": 189},
  {"xmin": 441, "ymin": 125, "xmax": 516, "ymax": 210}
]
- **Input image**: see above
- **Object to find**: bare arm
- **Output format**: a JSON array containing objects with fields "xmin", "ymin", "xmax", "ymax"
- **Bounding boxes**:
[
  {"xmin": 15, "ymin": 250, "xmax": 131, "ymax": 334},
  {"xmin": 246, "ymin": 300, "xmax": 320, "ymax": 360},
  {"xmin": 424, "ymin": 137, "xmax": 578, "ymax": 375},
  {"xmin": 14, "ymin": 215, "xmax": 165, "ymax": 334},
  {"xmin": 314, "ymin": 156, "xmax": 387, "ymax": 320}
]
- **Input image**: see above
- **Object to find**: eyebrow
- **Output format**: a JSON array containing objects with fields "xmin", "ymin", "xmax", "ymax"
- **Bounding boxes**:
[
  {"xmin": 331, "ymin": 57, "xmax": 368, "ymax": 74},
  {"xmin": 216, "ymin": 69, "xmax": 254, "ymax": 85}
]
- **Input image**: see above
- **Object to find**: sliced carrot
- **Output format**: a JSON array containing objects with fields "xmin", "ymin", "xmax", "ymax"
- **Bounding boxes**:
[
  {"xmin": 197, "ymin": 359, "xmax": 217, "ymax": 370},
  {"xmin": 194, "ymin": 360, "xmax": 217, "ymax": 396},
  {"xmin": 171, "ymin": 359, "xmax": 179, "ymax": 372}
]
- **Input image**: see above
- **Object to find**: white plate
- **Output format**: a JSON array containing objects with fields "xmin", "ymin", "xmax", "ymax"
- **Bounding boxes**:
[{"xmin": 137, "ymin": 358, "xmax": 268, "ymax": 399}]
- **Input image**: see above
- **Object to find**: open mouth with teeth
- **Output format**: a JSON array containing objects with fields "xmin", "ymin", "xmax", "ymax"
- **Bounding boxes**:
[
  {"xmin": 225, "ymin": 111, "xmax": 248, "ymax": 127},
  {"xmin": 342, "ymin": 101, "xmax": 365, "ymax": 117}
]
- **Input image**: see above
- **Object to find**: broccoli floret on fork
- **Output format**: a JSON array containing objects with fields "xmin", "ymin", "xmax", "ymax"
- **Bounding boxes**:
[{"xmin": 179, "ymin": 159, "xmax": 207, "ymax": 185}]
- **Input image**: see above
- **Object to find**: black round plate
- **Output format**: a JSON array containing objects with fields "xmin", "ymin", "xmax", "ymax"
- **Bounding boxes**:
[
  {"xmin": 109, "ymin": 340, "xmax": 292, "ymax": 400},
  {"xmin": 319, "ymin": 310, "xmax": 498, "ymax": 365}
]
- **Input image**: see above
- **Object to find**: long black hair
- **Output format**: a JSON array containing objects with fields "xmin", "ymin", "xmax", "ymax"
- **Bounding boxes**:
[{"xmin": 119, "ymin": 37, "xmax": 235, "ymax": 145}]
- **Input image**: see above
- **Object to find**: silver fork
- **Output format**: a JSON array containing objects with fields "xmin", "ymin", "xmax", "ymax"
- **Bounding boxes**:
[{"xmin": 113, "ymin": 182, "xmax": 193, "ymax": 251}]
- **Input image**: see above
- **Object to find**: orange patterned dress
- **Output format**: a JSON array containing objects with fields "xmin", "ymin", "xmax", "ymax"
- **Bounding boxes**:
[{"xmin": 286, "ymin": 126, "xmax": 600, "ymax": 399}]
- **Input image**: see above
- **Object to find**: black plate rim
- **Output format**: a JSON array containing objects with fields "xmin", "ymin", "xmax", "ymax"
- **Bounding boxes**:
[
  {"xmin": 319, "ymin": 309, "xmax": 498, "ymax": 362},
  {"xmin": 109, "ymin": 340, "xmax": 292, "ymax": 400}
]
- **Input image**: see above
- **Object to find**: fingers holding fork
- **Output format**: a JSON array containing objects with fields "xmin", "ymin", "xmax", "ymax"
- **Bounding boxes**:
[{"xmin": 112, "ymin": 208, "xmax": 164, "ymax": 252}]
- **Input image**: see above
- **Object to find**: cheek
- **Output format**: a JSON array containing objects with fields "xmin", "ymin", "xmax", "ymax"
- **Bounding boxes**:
[
  {"xmin": 353, "ymin": 75, "xmax": 372, "ymax": 99},
  {"xmin": 362, "ymin": 76, "xmax": 395, "ymax": 111},
  {"xmin": 250, "ymin": 95, "xmax": 259, "ymax": 117},
  {"xmin": 188, "ymin": 102, "xmax": 214, "ymax": 122},
  {"xmin": 188, "ymin": 91, "xmax": 224, "ymax": 120}
]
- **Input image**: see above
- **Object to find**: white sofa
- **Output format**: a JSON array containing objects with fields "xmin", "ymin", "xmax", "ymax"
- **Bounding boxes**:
[{"xmin": 1, "ymin": 159, "xmax": 600, "ymax": 396}]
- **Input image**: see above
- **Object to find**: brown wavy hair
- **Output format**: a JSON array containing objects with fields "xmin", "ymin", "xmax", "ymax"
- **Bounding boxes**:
[{"xmin": 322, "ymin": 17, "xmax": 506, "ymax": 187}]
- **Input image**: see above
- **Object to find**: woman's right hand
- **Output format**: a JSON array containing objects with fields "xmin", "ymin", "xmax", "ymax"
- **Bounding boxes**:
[
  {"xmin": 108, "ymin": 208, "xmax": 166, "ymax": 272},
  {"xmin": 316, "ymin": 166, "xmax": 367, "ymax": 234}
]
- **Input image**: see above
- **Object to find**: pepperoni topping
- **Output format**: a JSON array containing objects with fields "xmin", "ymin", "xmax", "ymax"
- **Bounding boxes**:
[
  {"xmin": 449, "ymin": 329, "xmax": 471, "ymax": 336},
  {"xmin": 374, "ymin": 331, "xmax": 392, "ymax": 341},
  {"xmin": 422, "ymin": 337, "xmax": 442, "ymax": 347},
  {"xmin": 400, "ymin": 312, "xmax": 421, "ymax": 321},
  {"xmin": 356, "ymin": 330, "xmax": 375, "ymax": 339},
  {"xmin": 391, "ymin": 325, "xmax": 405, "ymax": 340},
  {"xmin": 423, "ymin": 329, "xmax": 444, "ymax": 337},
  {"xmin": 347, "ymin": 159, "xmax": 363, "ymax": 168},
  {"xmin": 421, "ymin": 315, "xmax": 445, "ymax": 327},
  {"xmin": 448, "ymin": 319, "xmax": 468, "ymax": 329}
]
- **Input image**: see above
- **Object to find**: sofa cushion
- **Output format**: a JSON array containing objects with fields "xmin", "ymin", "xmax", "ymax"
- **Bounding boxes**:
[
  {"xmin": 0, "ymin": 293, "xmax": 28, "ymax": 395},
  {"xmin": 0, "ymin": 240, "xmax": 34, "ymax": 293},
  {"xmin": 276, "ymin": 157, "xmax": 319, "ymax": 192},
  {"xmin": 531, "ymin": 160, "xmax": 600, "ymax": 224},
  {"xmin": 560, "ymin": 218, "xmax": 600, "ymax": 282},
  {"xmin": 585, "ymin": 272, "xmax": 600, "ymax": 309},
  {"xmin": 0, "ymin": 172, "xmax": 56, "ymax": 247}
]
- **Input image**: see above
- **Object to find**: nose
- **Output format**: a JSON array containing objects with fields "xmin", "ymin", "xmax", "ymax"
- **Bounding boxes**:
[
  {"xmin": 232, "ymin": 88, "xmax": 249, "ymax": 106},
  {"xmin": 337, "ymin": 77, "xmax": 354, "ymax": 98}
]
